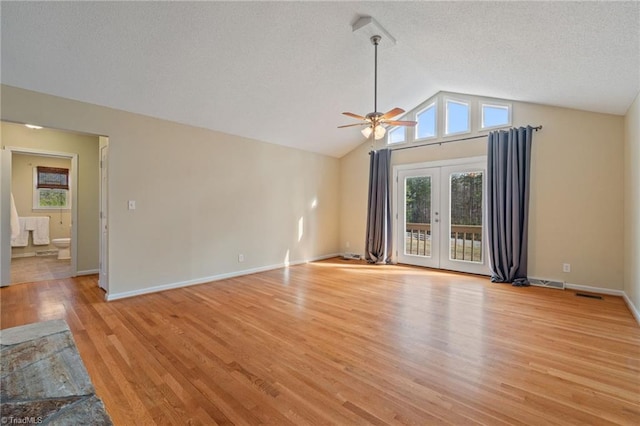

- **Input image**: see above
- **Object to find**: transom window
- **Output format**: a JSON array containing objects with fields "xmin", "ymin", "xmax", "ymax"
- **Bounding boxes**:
[
  {"xmin": 385, "ymin": 93, "xmax": 515, "ymax": 147},
  {"xmin": 445, "ymin": 99, "xmax": 470, "ymax": 135},
  {"xmin": 388, "ymin": 126, "xmax": 405, "ymax": 144},
  {"xmin": 481, "ymin": 103, "xmax": 511, "ymax": 129},
  {"xmin": 416, "ymin": 102, "xmax": 436, "ymax": 140}
]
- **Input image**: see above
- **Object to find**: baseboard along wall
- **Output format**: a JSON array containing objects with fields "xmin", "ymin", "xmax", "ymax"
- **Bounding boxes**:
[
  {"xmin": 105, "ymin": 253, "xmax": 341, "ymax": 301},
  {"xmin": 105, "ymin": 254, "xmax": 640, "ymax": 326}
]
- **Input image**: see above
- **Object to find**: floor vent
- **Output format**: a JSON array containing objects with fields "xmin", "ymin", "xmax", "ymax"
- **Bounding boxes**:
[
  {"xmin": 576, "ymin": 292, "xmax": 604, "ymax": 300},
  {"xmin": 529, "ymin": 278, "xmax": 565, "ymax": 290},
  {"xmin": 343, "ymin": 253, "xmax": 362, "ymax": 260}
]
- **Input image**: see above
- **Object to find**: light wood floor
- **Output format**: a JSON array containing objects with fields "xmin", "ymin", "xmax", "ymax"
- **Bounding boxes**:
[{"xmin": 1, "ymin": 258, "xmax": 639, "ymax": 425}]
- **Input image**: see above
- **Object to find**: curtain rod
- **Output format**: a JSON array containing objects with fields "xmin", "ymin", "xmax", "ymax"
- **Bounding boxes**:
[{"xmin": 386, "ymin": 125, "xmax": 543, "ymax": 153}]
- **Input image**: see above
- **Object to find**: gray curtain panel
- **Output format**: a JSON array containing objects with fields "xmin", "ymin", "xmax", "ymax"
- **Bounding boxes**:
[
  {"xmin": 365, "ymin": 149, "xmax": 392, "ymax": 264},
  {"xmin": 487, "ymin": 126, "xmax": 534, "ymax": 286}
]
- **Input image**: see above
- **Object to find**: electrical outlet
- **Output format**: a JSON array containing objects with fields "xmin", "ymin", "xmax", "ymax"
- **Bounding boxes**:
[
  {"xmin": 238, "ymin": 254, "xmax": 244, "ymax": 263},
  {"xmin": 345, "ymin": 241, "xmax": 350, "ymax": 248},
  {"xmin": 128, "ymin": 200, "xmax": 136, "ymax": 210},
  {"xmin": 563, "ymin": 263, "xmax": 571, "ymax": 273}
]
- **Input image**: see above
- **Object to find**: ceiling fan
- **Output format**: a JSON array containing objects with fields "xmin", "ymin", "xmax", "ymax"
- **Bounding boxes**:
[{"xmin": 339, "ymin": 34, "xmax": 417, "ymax": 140}]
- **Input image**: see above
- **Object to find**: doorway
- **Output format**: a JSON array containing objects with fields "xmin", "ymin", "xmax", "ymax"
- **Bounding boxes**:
[
  {"xmin": 394, "ymin": 157, "xmax": 489, "ymax": 275},
  {"xmin": 9, "ymin": 149, "xmax": 77, "ymax": 283},
  {"xmin": 1, "ymin": 123, "xmax": 108, "ymax": 294}
]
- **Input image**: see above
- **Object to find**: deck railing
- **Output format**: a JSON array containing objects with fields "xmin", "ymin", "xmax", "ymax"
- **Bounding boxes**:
[
  {"xmin": 405, "ymin": 223, "xmax": 483, "ymax": 262},
  {"xmin": 405, "ymin": 223, "xmax": 432, "ymax": 256}
]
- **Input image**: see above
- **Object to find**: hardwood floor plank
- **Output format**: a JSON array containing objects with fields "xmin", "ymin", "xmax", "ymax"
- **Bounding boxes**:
[{"xmin": 1, "ymin": 259, "xmax": 639, "ymax": 425}]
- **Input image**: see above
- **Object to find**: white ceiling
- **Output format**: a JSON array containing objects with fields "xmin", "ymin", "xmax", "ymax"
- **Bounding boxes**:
[{"xmin": 2, "ymin": 1, "xmax": 638, "ymax": 158}]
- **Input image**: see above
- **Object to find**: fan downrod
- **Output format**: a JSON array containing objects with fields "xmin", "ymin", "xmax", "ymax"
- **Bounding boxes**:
[{"xmin": 337, "ymin": 31, "xmax": 417, "ymax": 137}]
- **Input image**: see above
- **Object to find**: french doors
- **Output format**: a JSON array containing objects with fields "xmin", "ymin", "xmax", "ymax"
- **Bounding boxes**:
[{"xmin": 395, "ymin": 158, "xmax": 489, "ymax": 275}]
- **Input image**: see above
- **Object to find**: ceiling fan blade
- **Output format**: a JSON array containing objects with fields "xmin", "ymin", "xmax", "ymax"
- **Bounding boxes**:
[
  {"xmin": 383, "ymin": 120, "xmax": 418, "ymax": 127},
  {"xmin": 338, "ymin": 123, "xmax": 367, "ymax": 128},
  {"xmin": 380, "ymin": 107, "xmax": 405, "ymax": 120},
  {"xmin": 342, "ymin": 112, "xmax": 366, "ymax": 120}
]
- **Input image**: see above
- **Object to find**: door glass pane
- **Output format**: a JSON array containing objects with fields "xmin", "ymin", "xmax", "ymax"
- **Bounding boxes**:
[
  {"xmin": 449, "ymin": 171, "xmax": 483, "ymax": 263},
  {"xmin": 405, "ymin": 176, "xmax": 431, "ymax": 257}
]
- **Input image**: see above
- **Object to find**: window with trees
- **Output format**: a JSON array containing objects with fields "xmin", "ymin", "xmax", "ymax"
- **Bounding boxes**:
[
  {"xmin": 449, "ymin": 171, "xmax": 483, "ymax": 262},
  {"xmin": 33, "ymin": 167, "xmax": 70, "ymax": 209},
  {"xmin": 405, "ymin": 176, "xmax": 432, "ymax": 256},
  {"xmin": 449, "ymin": 172, "xmax": 483, "ymax": 226}
]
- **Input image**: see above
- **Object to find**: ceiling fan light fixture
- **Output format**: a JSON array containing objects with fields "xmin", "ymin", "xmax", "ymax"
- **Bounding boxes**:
[
  {"xmin": 374, "ymin": 125, "xmax": 386, "ymax": 140},
  {"xmin": 361, "ymin": 124, "xmax": 386, "ymax": 140},
  {"xmin": 339, "ymin": 18, "xmax": 416, "ymax": 139}
]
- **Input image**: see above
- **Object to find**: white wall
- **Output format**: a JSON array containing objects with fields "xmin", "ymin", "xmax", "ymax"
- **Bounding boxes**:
[
  {"xmin": 624, "ymin": 91, "xmax": 640, "ymax": 319},
  {"xmin": 0, "ymin": 85, "xmax": 340, "ymax": 298},
  {"xmin": 341, "ymin": 92, "xmax": 625, "ymax": 291}
]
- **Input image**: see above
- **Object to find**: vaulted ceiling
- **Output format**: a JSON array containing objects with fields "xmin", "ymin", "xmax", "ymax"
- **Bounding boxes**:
[{"xmin": 2, "ymin": 1, "xmax": 638, "ymax": 157}]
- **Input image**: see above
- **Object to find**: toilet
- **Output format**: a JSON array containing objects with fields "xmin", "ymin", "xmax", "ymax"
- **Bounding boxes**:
[{"xmin": 51, "ymin": 238, "xmax": 71, "ymax": 260}]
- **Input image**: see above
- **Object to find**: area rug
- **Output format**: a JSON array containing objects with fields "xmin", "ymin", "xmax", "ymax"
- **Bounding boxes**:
[{"xmin": 0, "ymin": 319, "xmax": 112, "ymax": 424}]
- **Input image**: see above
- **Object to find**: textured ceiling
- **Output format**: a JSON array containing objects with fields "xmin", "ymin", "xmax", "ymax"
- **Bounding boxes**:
[{"xmin": 2, "ymin": 1, "xmax": 639, "ymax": 157}]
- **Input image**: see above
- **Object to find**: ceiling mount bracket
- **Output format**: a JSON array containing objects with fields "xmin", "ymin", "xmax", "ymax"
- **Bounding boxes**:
[{"xmin": 352, "ymin": 16, "xmax": 395, "ymax": 49}]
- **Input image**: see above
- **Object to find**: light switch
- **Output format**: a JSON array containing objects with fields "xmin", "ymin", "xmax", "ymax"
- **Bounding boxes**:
[{"xmin": 128, "ymin": 200, "xmax": 136, "ymax": 210}]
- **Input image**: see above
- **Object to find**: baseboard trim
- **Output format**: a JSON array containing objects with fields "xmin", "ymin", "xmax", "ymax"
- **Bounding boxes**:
[
  {"xmin": 622, "ymin": 292, "xmax": 640, "ymax": 325},
  {"xmin": 11, "ymin": 253, "xmax": 36, "ymax": 258},
  {"xmin": 565, "ymin": 283, "xmax": 639, "ymax": 325},
  {"xmin": 103, "ymin": 261, "xmax": 640, "ymax": 326},
  {"xmin": 564, "ymin": 283, "xmax": 625, "ymax": 297},
  {"xmin": 76, "ymin": 269, "xmax": 99, "ymax": 276},
  {"xmin": 105, "ymin": 253, "xmax": 340, "ymax": 301}
]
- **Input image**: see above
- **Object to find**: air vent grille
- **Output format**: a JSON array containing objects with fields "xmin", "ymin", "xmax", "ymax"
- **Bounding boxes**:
[
  {"xmin": 576, "ymin": 292, "xmax": 603, "ymax": 300},
  {"xmin": 343, "ymin": 253, "xmax": 362, "ymax": 260},
  {"xmin": 529, "ymin": 277, "xmax": 565, "ymax": 290}
]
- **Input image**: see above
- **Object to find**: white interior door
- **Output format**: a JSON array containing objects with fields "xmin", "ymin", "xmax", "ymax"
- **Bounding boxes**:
[{"xmin": 395, "ymin": 158, "xmax": 489, "ymax": 275}]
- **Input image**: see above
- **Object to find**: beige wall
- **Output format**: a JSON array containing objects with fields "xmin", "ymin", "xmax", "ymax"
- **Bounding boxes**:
[
  {"xmin": 0, "ymin": 85, "xmax": 340, "ymax": 297},
  {"xmin": 1, "ymin": 84, "xmax": 629, "ymax": 301},
  {"xmin": 341, "ymin": 92, "xmax": 625, "ymax": 290},
  {"xmin": 3, "ymin": 124, "xmax": 100, "ymax": 272},
  {"xmin": 624, "ymin": 91, "xmax": 640, "ymax": 316},
  {"xmin": 11, "ymin": 153, "xmax": 72, "ymax": 256}
]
